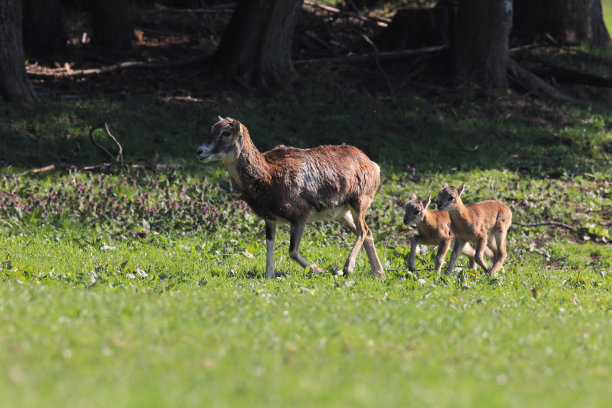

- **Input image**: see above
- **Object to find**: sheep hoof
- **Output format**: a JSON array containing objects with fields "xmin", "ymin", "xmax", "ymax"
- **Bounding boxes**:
[{"xmin": 309, "ymin": 264, "xmax": 326, "ymax": 275}]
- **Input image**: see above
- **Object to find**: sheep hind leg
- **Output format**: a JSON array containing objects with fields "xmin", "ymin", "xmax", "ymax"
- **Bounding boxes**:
[
  {"xmin": 341, "ymin": 209, "xmax": 383, "ymax": 276},
  {"xmin": 343, "ymin": 206, "xmax": 367, "ymax": 276},
  {"xmin": 362, "ymin": 225, "xmax": 384, "ymax": 277},
  {"xmin": 339, "ymin": 210, "xmax": 357, "ymax": 234},
  {"xmin": 474, "ymin": 237, "xmax": 490, "ymax": 273},
  {"xmin": 489, "ymin": 230, "xmax": 508, "ymax": 277}
]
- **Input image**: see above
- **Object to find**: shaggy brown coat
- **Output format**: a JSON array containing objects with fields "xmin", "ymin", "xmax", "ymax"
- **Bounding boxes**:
[{"xmin": 196, "ymin": 117, "xmax": 384, "ymax": 277}]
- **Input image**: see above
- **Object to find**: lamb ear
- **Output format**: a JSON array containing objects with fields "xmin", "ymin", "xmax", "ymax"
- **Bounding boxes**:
[
  {"xmin": 409, "ymin": 193, "xmax": 417, "ymax": 201},
  {"xmin": 458, "ymin": 182, "xmax": 465, "ymax": 195},
  {"xmin": 443, "ymin": 182, "xmax": 449, "ymax": 188},
  {"xmin": 423, "ymin": 194, "xmax": 431, "ymax": 208}
]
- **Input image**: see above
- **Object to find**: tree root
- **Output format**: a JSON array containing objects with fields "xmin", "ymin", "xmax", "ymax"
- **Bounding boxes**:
[{"xmin": 507, "ymin": 59, "xmax": 575, "ymax": 102}]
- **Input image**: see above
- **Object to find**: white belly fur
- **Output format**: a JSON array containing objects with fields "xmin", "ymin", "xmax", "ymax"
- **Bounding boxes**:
[
  {"xmin": 307, "ymin": 205, "xmax": 350, "ymax": 223},
  {"xmin": 270, "ymin": 205, "xmax": 350, "ymax": 225}
]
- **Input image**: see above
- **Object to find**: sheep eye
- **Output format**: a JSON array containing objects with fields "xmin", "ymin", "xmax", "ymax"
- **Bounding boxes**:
[
  {"xmin": 414, "ymin": 209, "xmax": 420, "ymax": 215},
  {"xmin": 449, "ymin": 197, "xmax": 454, "ymax": 201},
  {"xmin": 221, "ymin": 131, "xmax": 232, "ymax": 137}
]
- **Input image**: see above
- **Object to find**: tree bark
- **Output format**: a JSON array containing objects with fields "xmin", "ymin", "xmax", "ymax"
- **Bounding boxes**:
[
  {"xmin": 513, "ymin": 0, "xmax": 610, "ymax": 47},
  {"xmin": 23, "ymin": 0, "xmax": 66, "ymax": 58},
  {"xmin": 0, "ymin": 0, "xmax": 35, "ymax": 103},
  {"xmin": 453, "ymin": 0, "xmax": 513, "ymax": 91},
  {"xmin": 90, "ymin": 0, "xmax": 132, "ymax": 51},
  {"xmin": 588, "ymin": 0, "xmax": 610, "ymax": 46},
  {"xmin": 213, "ymin": 0, "xmax": 303, "ymax": 89}
]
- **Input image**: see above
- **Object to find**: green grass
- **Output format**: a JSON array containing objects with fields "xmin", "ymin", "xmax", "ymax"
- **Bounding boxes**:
[
  {"xmin": 604, "ymin": 0, "xmax": 612, "ymax": 34},
  {"xmin": 1, "ymin": 80, "xmax": 611, "ymax": 407}
]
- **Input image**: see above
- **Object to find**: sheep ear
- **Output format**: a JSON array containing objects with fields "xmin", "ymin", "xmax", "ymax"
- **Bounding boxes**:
[
  {"xmin": 423, "ymin": 194, "xmax": 431, "ymax": 208},
  {"xmin": 443, "ymin": 182, "xmax": 449, "ymax": 188},
  {"xmin": 458, "ymin": 182, "xmax": 465, "ymax": 195},
  {"xmin": 409, "ymin": 193, "xmax": 417, "ymax": 201},
  {"xmin": 217, "ymin": 115, "xmax": 223, "ymax": 122}
]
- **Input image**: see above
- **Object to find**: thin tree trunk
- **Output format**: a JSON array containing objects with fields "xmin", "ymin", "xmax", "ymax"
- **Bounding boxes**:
[
  {"xmin": 453, "ymin": 0, "xmax": 513, "ymax": 91},
  {"xmin": 23, "ymin": 0, "xmax": 66, "ymax": 58},
  {"xmin": 589, "ymin": 0, "xmax": 610, "ymax": 46},
  {"xmin": 213, "ymin": 0, "xmax": 303, "ymax": 89},
  {"xmin": 90, "ymin": 0, "xmax": 132, "ymax": 51},
  {"xmin": 0, "ymin": 0, "xmax": 35, "ymax": 103},
  {"xmin": 513, "ymin": 0, "xmax": 610, "ymax": 46}
]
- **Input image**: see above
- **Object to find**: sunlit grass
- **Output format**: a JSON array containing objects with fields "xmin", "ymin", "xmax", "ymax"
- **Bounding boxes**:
[
  {"xmin": 603, "ymin": 0, "xmax": 612, "ymax": 34},
  {"xmin": 1, "ymin": 79, "xmax": 611, "ymax": 407}
]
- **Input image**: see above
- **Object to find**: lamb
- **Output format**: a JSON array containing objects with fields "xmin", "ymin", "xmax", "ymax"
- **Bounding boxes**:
[
  {"xmin": 196, "ymin": 117, "xmax": 384, "ymax": 278},
  {"xmin": 403, "ymin": 193, "xmax": 494, "ymax": 275},
  {"xmin": 436, "ymin": 183, "xmax": 512, "ymax": 277}
]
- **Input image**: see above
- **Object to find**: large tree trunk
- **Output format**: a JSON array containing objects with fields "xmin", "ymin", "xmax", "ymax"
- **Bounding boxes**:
[
  {"xmin": 452, "ymin": 0, "xmax": 513, "ymax": 91},
  {"xmin": 0, "ymin": 0, "xmax": 35, "ymax": 103},
  {"xmin": 23, "ymin": 0, "xmax": 66, "ymax": 58},
  {"xmin": 90, "ymin": 0, "xmax": 132, "ymax": 51},
  {"xmin": 213, "ymin": 0, "xmax": 303, "ymax": 89},
  {"xmin": 513, "ymin": 0, "xmax": 610, "ymax": 46}
]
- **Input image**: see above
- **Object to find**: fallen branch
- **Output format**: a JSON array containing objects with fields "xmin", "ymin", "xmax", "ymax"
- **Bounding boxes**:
[
  {"xmin": 507, "ymin": 58, "xmax": 575, "ymax": 103},
  {"xmin": 514, "ymin": 221, "xmax": 574, "ymax": 230},
  {"xmin": 295, "ymin": 45, "xmax": 447, "ymax": 65},
  {"xmin": 27, "ymin": 58, "xmax": 205, "ymax": 78},
  {"xmin": 138, "ymin": 4, "xmax": 235, "ymax": 14},
  {"xmin": 508, "ymin": 42, "xmax": 548, "ymax": 53},
  {"xmin": 18, "ymin": 164, "xmax": 57, "ymax": 177},
  {"xmin": 89, "ymin": 122, "xmax": 127, "ymax": 173}
]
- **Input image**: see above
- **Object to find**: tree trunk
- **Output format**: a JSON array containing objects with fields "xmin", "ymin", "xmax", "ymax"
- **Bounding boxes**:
[
  {"xmin": 589, "ymin": 0, "xmax": 610, "ymax": 46},
  {"xmin": 213, "ymin": 0, "xmax": 303, "ymax": 89},
  {"xmin": 0, "ymin": 0, "xmax": 35, "ymax": 103},
  {"xmin": 90, "ymin": 0, "xmax": 132, "ymax": 51},
  {"xmin": 23, "ymin": 0, "xmax": 66, "ymax": 58},
  {"xmin": 453, "ymin": 0, "xmax": 513, "ymax": 91},
  {"xmin": 513, "ymin": 0, "xmax": 610, "ymax": 46}
]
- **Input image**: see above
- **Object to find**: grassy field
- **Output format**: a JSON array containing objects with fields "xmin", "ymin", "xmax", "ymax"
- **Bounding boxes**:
[
  {"xmin": 604, "ymin": 0, "xmax": 612, "ymax": 33},
  {"xmin": 1, "ymin": 29, "xmax": 612, "ymax": 406}
]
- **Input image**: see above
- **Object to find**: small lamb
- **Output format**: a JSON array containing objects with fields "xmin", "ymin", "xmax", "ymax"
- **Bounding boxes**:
[
  {"xmin": 403, "ymin": 193, "xmax": 493, "ymax": 275},
  {"xmin": 437, "ymin": 183, "xmax": 512, "ymax": 277}
]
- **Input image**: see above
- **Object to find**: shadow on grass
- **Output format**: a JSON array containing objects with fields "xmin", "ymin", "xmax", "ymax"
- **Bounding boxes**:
[{"xmin": 1, "ymin": 86, "xmax": 610, "ymax": 179}]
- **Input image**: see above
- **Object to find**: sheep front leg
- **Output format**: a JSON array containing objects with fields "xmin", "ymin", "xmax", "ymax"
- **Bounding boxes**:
[
  {"xmin": 341, "ymin": 210, "xmax": 383, "ymax": 276},
  {"xmin": 408, "ymin": 236, "xmax": 419, "ymax": 271},
  {"xmin": 265, "ymin": 222, "xmax": 276, "ymax": 278},
  {"xmin": 444, "ymin": 239, "xmax": 466, "ymax": 276},
  {"xmin": 289, "ymin": 221, "xmax": 325, "ymax": 274},
  {"xmin": 434, "ymin": 239, "xmax": 451, "ymax": 276}
]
